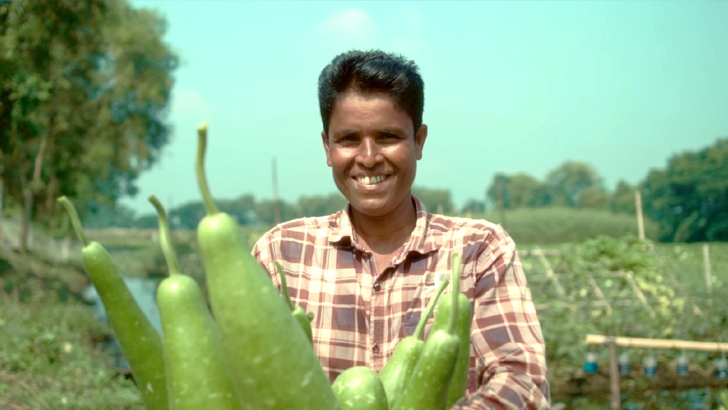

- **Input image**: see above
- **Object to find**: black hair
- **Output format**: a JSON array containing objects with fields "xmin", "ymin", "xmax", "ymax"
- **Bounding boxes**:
[{"xmin": 317, "ymin": 49, "xmax": 424, "ymax": 136}]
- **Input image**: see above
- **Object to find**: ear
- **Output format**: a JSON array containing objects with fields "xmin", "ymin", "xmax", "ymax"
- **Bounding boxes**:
[
  {"xmin": 321, "ymin": 131, "xmax": 332, "ymax": 167},
  {"xmin": 414, "ymin": 124, "xmax": 428, "ymax": 160}
]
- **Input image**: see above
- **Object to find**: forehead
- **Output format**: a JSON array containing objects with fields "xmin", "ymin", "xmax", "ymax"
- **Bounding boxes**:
[{"xmin": 329, "ymin": 90, "xmax": 413, "ymax": 132}]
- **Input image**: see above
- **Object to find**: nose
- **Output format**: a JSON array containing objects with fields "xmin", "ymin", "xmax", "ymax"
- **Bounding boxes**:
[{"xmin": 356, "ymin": 138, "xmax": 383, "ymax": 168}]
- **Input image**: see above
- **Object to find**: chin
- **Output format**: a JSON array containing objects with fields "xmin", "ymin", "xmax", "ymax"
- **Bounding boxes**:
[{"xmin": 349, "ymin": 198, "xmax": 392, "ymax": 217}]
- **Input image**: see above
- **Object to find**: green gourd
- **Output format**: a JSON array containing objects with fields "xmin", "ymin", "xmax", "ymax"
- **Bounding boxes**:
[
  {"xmin": 194, "ymin": 121, "xmax": 340, "ymax": 410},
  {"xmin": 379, "ymin": 278, "xmax": 450, "ymax": 408},
  {"xmin": 274, "ymin": 260, "xmax": 314, "ymax": 344},
  {"xmin": 429, "ymin": 259, "xmax": 473, "ymax": 407},
  {"xmin": 149, "ymin": 195, "xmax": 242, "ymax": 410},
  {"xmin": 391, "ymin": 253, "xmax": 463, "ymax": 410},
  {"xmin": 332, "ymin": 366, "xmax": 389, "ymax": 410},
  {"xmin": 57, "ymin": 196, "xmax": 167, "ymax": 410}
]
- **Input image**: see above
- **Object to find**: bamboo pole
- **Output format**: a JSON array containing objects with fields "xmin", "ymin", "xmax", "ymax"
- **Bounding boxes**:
[
  {"xmin": 587, "ymin": 273, "xmax": 612, "ymax": 315},
  {"xmin": 622, "ymin": 270, "xmax": 655, "ymax": 317},
  {"xmin": 609, "ymin": 338, "xmax": 620, "ymax": 410},
  {"xmin": 586, "ymin": 334, "xmax": 728, "ymax": 352},
  {"xmin": 534, "ymin": 246, "xmax": 566, "ymax": 297},
  {"xmin": 635, "ymin": 190, "xmax": 645, "ymax": 241}
]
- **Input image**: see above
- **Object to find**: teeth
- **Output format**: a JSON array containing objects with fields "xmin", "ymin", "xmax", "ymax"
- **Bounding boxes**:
[{"xmin": 357, "ymin": 175, "xmax": 387, "ymax": 185}]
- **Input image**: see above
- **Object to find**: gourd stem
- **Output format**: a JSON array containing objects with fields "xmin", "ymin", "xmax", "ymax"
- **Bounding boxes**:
[
  {"xmin": 149, "ymin": 195, "xmax": 181, "ymax": 276},
  {"xmin": 57, "ymin": 196, "xmax": 89, "ymax": 246},
  {"xmin": 275, "ymin": 261, "xmax": 295, "ymax": 310},
  {"xmin": 414, "ymin": 278, "xmax": 450, "ymax": 339},
  {"xmin": 448, "ymin": 253, "xmax": 462, "ymax": 335},
  {"xmin": 195, "ymin": 121, "xmax": 220, "ymax": 215}
]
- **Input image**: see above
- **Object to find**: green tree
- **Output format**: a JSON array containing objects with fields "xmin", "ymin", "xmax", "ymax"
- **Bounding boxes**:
[
  {"xmin": 577, "ymin": 187, "xmax": 609, "ymax": 209},
  {"xmin": 486, "ymin": 172, "xmax": 550, "ymax": 209},
  {"xmin": 298, "ymin": 193, "xmax": 347, "ymax": 217},
  {"xmin": 255, "ymin": 199, "xmax": 300, "ymax": 226},
  {"xmin": 412, "ymin": 187, "xmax": 454, "ymax": 214},
  {"xmin": 642, "ymin": 137, "xmax": 728, "ymax": 242},
  {"xmin": 0, "ymin": 0, "xmax": 178, "ymax": 249},
  {"xmin": 461, "ymin": 198, "xmax": 486, "ymax": 214},
  {"xmin": 610, "ymin": 180, "xmax": 636, "ymax": 214},
  {"xmin": 546, "ymin": 161, "xmax": 603, "ymax": 207}
]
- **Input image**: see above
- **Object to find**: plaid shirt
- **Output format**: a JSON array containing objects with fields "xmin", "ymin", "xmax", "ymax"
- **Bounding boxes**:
[{"xmin": 252, "ymin": 196, "xmax": 550, "ymax": 409}]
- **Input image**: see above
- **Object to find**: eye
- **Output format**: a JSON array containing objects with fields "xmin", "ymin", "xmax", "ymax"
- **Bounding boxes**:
[
  {"xmin": 339, "ymin": 135, "xmax": 358, "ymax": 143},
  {"xmin": 379, "ymin": 133, "xmax": 401, "ymax": 142}
]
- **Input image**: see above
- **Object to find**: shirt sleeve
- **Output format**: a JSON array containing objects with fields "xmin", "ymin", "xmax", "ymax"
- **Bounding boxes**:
[
  {"xmin": 251, "ymin": 228, "xmax": 281, "ymax": 290},
  {"xmin": 450, "ymin": 229, "xmax": 551, "ymax": 410}
]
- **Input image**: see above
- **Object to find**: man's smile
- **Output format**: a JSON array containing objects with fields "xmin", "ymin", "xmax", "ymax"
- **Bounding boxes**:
[{"xmin": 353, "ymin": 174, "xmax": 391, "ymax": 186}]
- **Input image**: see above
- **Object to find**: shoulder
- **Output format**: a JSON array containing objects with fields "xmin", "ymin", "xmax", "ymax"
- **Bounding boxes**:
[
  {"xmin": 428, "ymin": 213, "xmax": 514, "ymax": 250},
  {"xmin": 252, "ymin": 214, "xmax": 336, "ymax": 261}
]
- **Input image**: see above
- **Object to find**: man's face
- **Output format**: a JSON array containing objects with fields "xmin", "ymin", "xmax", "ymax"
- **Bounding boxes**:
[{"xmin": 322, "ymin": 90, "xmax": 427, "ymax": 218}]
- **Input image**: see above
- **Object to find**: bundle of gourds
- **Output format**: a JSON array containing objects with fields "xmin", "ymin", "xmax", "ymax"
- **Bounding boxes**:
[{"xmin": 57, "ymin": 122, "xmax": 473, "ymax": 410}]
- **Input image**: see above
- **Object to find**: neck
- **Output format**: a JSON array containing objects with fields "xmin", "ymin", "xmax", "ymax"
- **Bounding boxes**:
[{"xmin": 350, "ymin": 196, "xmax": 417, "ymax": 255}]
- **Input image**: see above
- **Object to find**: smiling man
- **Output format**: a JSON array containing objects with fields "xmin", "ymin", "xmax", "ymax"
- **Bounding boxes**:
[{"xmin": 253, "ymin": 50, "xmax": 550, "ymax": 409}]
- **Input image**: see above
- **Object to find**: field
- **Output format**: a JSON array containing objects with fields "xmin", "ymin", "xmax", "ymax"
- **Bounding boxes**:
[{"xmin": 1, "ymin": 209, "xmax": 727, "ymax": 409}]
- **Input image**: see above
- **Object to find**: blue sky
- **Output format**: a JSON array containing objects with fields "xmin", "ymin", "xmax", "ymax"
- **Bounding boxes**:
[{"xmin": 122, "ymin": 0, "xmax": 728, "ymax": 215}]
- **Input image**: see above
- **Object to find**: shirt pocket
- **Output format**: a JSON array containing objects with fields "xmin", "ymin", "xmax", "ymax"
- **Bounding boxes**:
[{"xmin": 401, "ymin": 271, "xmax": 450, "ymax": 338}]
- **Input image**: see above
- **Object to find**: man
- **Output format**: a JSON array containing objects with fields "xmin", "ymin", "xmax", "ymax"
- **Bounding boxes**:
[{"xmin": 253, "ymin": 50, "xmax": 550, "ymax": 409}]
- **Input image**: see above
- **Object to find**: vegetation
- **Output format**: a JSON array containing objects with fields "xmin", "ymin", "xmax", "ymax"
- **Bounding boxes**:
[
  {"xmin": 468, "ymin": 206, "xmax": 660, "ymax": 245},
  {"xmin": 0, "ymin": 0, "xmax": 178, "ymax": 250},
  {"xmin": 642, "ymin": 138, "xmax": 728, "ymax": 242},
  {"xmin": 0, "ymin": 246, "xmax": 145, "ymax": 410}
]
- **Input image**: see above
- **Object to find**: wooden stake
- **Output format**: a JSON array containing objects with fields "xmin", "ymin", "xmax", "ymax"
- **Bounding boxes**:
[
  {"xmin": 609, "ymin": 337, "xmax": 620, "ymax": 410},
  {"xmin": 623, "ymin": 270, "xmax": 655, "ymax": 317},
  {"xmin": 586, "ymin": 334, "xmax": 728, "ymax": 352},
  {"xmin": 534, "ymin": 246, "xmax": 566, "ymax": 297},
  {"xmin": 635, "ymin": 190, "xmax": 645, "ymax": 241}
]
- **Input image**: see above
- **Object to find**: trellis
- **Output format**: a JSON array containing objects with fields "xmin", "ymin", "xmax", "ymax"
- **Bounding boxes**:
[{"xmin": 518, "ymin": 242, "xmax": 724, "ymax": 409}]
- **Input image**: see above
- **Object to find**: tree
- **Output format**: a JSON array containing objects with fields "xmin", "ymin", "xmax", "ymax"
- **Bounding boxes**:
[
  {"xmin": 610, "ymin": 180, "xmax": 636, "ymax": 214},
  {"xmin": 546, "ymin": 161, "xmax": 603, "ymax": 207},
  {"xmin": 577, "ymin": 187, "xmax": 609, "ymax": 209},
  {"xmin": 298, "ymin": 193, "xmax": 347, "ymax": 217},
  {"xmin": 412, "ymin": 187, "xmax": 454, "ymax": 214},
  {"xmin": 461, "ymin": 198, "xmax": 486, "ymax": 214},
  {"xmin": 486, "ymin": 172, "xmax": 550, "ymax": 209},
  {"xmin": 642, "ymin": 137, "xmax": 728, "ymax": 242},
  {"xmin": 255, "ymin": 199, "xmax": 300, "ymax": 226},
  {"xmin": 0, "ymin": 0, "xmax": 178, "ymax": 250}
]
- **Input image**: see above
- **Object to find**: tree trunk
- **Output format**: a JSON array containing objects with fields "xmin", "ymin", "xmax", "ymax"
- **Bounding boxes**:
[
  {"xmin": 19, "ymin": 171, "xmax": 31, "ymax": 254},
  {"xmin": 19, "ymin": 135, "xmax": 49, "ymax": 254}
]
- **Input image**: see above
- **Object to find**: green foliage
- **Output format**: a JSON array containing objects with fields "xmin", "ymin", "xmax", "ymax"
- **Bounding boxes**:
[
  {"xmin": 468, "ymin": 206, "xmax": 660, "ymax": 244},
  {"xmin": 0, "ymin": 0, "xmax": 178, "ymax": 244},
  {"xmin": 610, "ymin": 180, "xmax": 637, "ymax": 214},
  {"xmin": 298, "ymin": 193, "xmax": 347, "ymax": 217},
  {"xmin": 546, "ymin": 161, "xmax": 604, "ymax": 207},
  {"xmin": 0, "ymin": 294, "xmax": 144, "ymax": 409},
  {"xmin": 487, "ymin": 172, "xmax": 550, "ymax": 209},
  {"xmin": 526, "ymin": 237, "xmax": 728, "ymax": 408},
  {"xmin": 412, "ymin": 186, "xmax": 454, "ymax": 214},
  {"xmin": 642, "ymin": 137, "xmax": 728, "ymax": 242}
]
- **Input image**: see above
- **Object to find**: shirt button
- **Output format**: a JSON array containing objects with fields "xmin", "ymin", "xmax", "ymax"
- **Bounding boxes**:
[
  {"xmin": 372, "ymin": 345, "xmax": 380, "ymax": 354},
  {"xmin": 373, "ymin": 282, "xmax": 381, "ymax": 292}
]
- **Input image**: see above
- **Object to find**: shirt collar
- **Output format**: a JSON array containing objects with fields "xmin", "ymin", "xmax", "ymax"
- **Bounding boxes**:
[{"xmin": 328, "ymin": 195, "xmax": 438, "ymax": 257}]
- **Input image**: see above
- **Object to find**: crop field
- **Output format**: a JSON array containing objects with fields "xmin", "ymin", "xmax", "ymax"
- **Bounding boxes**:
[{"xmin": 1, "ymin": 219, "xmax": 727, "ymax": 409}]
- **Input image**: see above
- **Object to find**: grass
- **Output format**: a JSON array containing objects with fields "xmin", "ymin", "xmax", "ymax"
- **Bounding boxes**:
[
  {"xmin": 0, "ymin": 281, "xmax": 144, "ymax": 409},
  {"xmin": 466, "ymin": 207, "xmax": 660, "ymax": 245}
]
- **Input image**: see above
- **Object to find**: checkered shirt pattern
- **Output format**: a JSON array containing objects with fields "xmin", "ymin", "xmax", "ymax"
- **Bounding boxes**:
[{"xmin": 252, "ymin": 196, "xmax": 550, "ymax": 409}]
